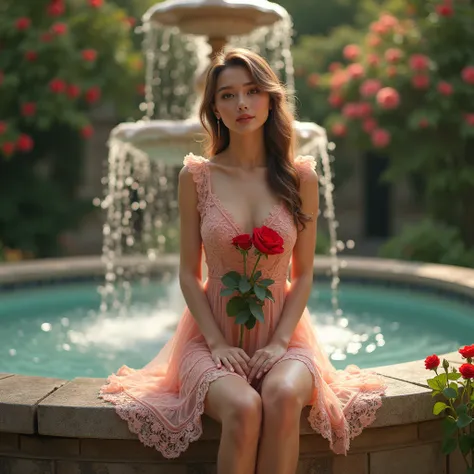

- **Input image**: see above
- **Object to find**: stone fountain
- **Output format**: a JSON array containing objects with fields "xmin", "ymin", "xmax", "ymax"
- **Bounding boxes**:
[{"xmin": 100, "ymin": 0, "xmax": 340, "ymax": 314}]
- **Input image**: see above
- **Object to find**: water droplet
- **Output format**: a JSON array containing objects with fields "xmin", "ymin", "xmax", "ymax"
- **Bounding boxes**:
[{"xmin": 41, "ymin": 323, "xmax": 52, "ymax": 332}]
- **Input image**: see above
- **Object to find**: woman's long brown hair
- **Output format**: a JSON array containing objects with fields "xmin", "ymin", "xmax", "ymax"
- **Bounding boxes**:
[{"xmin": 199, "ymin": 48, "xmax": 312, "ymax": 231}]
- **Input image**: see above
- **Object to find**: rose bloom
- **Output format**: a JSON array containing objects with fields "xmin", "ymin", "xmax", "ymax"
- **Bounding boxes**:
[
  {"xmin": 379, "ymin": 13, "xmax": 398, "ymax": 28},
  {"xmin": 370, "ymin": 22, "xmax": 389, "ymax": 35},
  {"xmin": 0, "ymin": 121, "xmax": 7, "ymax": 134},
  {"xmin": 2, "ymin": 142, "xmax": 15, "ymax": 156},
  {"xmin": 82, "ymin": 49, "xmax": 97, "ymax": 62},
  {"xmin": 459, "ymin": 363, "xmax": 474, "ymax": 379},
  {"xmin": 232, "ymin": 234, "xmax": 253, "ymax": 251},
  {"xmin": 17, "ymin": 134, "xmax": 34, "ymax": 153},
  {"xmin": 385, "ymin": 48, "xmax": 403, "ymax": 63},
  {"xmin": 343, "ymin": 44, "xmax": 360, "ymax": 61},
  {"xmin": 412, "ymin": 75, "xmax": 430, "ymax": 89},
  {"xmin": 66, "ymin": 84, "xmax": 81, "ymax": 99},
  {"xmin": 424, "ymin": 354, "xmax": 440, "ymax": 370},
  {"xmin": 409, "ymin": 54, "xmax": 430, "ymax": 71},
  {"xmin": 360, "ymin": 79, "xmax": 382, "ymax": 97},
  {"xmin": 363, "ymin": 118, "xmax": 377, "ymax": 133},
  {"xmin": 49, "ymin": 78, "xmax": 66, "ymax": 93},
  {"xmin": 252, "ymin": 226, "xmax": 284, "ymax": 255},
  {"xmin": 436, "ymin": 4, "xmax": 453, "ymax": 16},
  {"xmin": 21, "ymin": 102, "xmax": 36, "ymax": 117},
  {"xmin": 51, "ymin": 22, "xmax": 67, "ymax": 35},
  {"xmin": 371, "ymin": 128, "xmax": 391, "ymax": 148},
  {"xmin": 330, "ymin": 70, "xmax": 349, "ymax": 89},
  {"xmin": 25, "ymin": 51, "xmax": 38, "ymax": 62},
  {"xmin": 376, "ymin": 87, "xmax": 400, "ymax": 109},
  {"xmin": 16, "ymin": 17, "xmax": 31, "ymax": 31},
  {"xmin": 81, "ymin": 124, "xmax": 94, "ymax": 139},
  {"xmin": 437, "ymin": 81, "xmax": 453, "ymax": 95},
  {"xmin": 332, "ymin": 123, "xmax": 347, "ymax": 137},
  {"xmin": 387, "ymin": 66, "xmax": 398, "ymax": 78},
  {"xmin": 459, "ymin": 344, "xmax": 474, "ymax": 359},
  {"xmin": 419, "ymin": 118, "xmax": 430, "ymax": 129},
  {"xmin": 328, "ymin": 93, "xmax": 343, "ymax": 108},
  {"xmin": 367, "ymin": 54, "xmax": 380, "ymax": 66},
  {"xmin": 307, "ymin": 73, "xmax": 319, "ymax": 88},
  {"xmin": 367, "ymin": 35, "xmax": 381, "ymax": 47},
  {"xmin": 461, "ymin": 66, "xmax": 474, "ymax": 84},
  {"xmin": 465, "ymin": 114, "xmax": 474, "ymax": 126},
  {"xmin": 47, "ymin": 2, "xmax": 65, "ymax": 16},
  {"xmin": 347, "ymin": 63, "xmax": 365, "ymax": 79},
  {"xmin": 85, "ymin": 86, "xmax": 101, "ymax": 104},
  {"xmin": 328, "ymin": 62, "xmax": 342, "ymax": 73}
]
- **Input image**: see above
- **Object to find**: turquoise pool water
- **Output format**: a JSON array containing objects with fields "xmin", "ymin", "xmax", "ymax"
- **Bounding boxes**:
[{"xmin": 1, "ymin": 279, "xmax": 473, "ymax": 379}]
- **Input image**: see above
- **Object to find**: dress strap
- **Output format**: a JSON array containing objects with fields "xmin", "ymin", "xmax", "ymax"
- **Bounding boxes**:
[
  {"xmin": 183, "ymin": 153, "xmax": 210, "ymax": 217},
  {"xmin": 294, "ymin": 155, "xmax": 318, "ymax": 182}
]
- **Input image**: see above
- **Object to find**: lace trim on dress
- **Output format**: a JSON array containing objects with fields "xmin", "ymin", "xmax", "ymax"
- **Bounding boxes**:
[
  {"xmin": 294, "ymin": 155, "xmax": 317, "ymax": 182},
  {"xmin": 99, "ymin": 369, "xmax": 240, "ymax": 459},
  {"xmin": 183, "ymin": 153, "xmax": 210, "ymax": 218}
]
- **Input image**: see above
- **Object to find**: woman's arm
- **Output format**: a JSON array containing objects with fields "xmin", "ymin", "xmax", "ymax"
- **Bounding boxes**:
[
  {"xmin": 270, "ymin": 168, "xmax": 320, "ymax": 347},
  {"xmin": 178, "ymin": 166, "xmax": 227, "ymax": 351}
]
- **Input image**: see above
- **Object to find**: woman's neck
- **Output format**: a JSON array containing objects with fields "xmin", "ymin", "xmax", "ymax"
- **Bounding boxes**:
[{"xmin": 225, "ymin": 129, "xmax": 267, "ymax": 170}]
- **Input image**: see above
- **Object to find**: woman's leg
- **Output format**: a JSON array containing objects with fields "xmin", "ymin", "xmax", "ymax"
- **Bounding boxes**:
[
  {"xmin": 256, "ymin": 359, "xmax": 314, "ymax": 474},
  {"xmin": 204, "ymin": 374, "xmax": 262, "ymax": 474}
]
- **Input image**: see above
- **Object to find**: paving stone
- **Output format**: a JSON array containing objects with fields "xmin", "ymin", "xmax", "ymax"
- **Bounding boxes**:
[
  {"xmin": 296, "ymin": 457, "xmax": 332, "ymax": 474},
  {"xmin": 0, "ymin": 432, "xmax": 20, "ymax": 453},
  {"xmin": 20, "ymin": 434, "xmax": 80, "ymax": 456},
  {"xmin": 186, "ymin": 464, "xmax": 217, "ymax": 474},
  {"xmin": 0, "ymin": 374, "xmax": 66, "ymax": 433},
  {"xmin": 56, "ymin": 461, "xmax": 187, "ymax": 474},
  {"xmin": 370, "ymin": 443, "xmax": 446, "ymax": 474},
  {"xmin": 333, "ymin": 453, "xmax": 368, "ymax": 474},
  {"xmin": 38, "ymin": 378, "xmax": 134, "ymax": 439}
]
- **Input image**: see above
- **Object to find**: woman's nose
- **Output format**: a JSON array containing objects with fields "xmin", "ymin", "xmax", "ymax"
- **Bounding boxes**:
[{"xmin": 238, "ymin": 94, "xmax": 248, "ymax": 110}]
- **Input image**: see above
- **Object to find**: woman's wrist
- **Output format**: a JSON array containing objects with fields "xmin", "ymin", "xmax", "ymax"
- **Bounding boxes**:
[{"xmin": 270, "ymin": 334, "xmax": 290, "ymax": 348}]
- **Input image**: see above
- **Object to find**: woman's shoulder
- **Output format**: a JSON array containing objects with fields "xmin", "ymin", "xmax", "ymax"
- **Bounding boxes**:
[
  {"xmin": 182, "ymin": 152, "xmax": 209, "ymax": 169},
  {"xmin": 293, "ymin": 155, "xmax": 318, "ymax": 182}
]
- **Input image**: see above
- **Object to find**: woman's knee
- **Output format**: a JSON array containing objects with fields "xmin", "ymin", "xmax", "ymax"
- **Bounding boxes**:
[
  {"xmin": 223, "ymin": 389, "xmax": 262, "ymax": 439},
  {"xmin": 261, "ymin": 378, "xmax": 305, "ymax": 413}
]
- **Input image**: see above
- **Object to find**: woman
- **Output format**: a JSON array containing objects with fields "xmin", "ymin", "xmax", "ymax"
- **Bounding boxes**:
[{"xmin": 100, "ymin": 48, "xmax": 386, "ymax": 474}]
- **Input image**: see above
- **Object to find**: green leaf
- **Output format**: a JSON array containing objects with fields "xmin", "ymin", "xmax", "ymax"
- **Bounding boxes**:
[
  {"xmin": 245, "ymin": 317, "xmax": 257, "ymax": 330},
  {"xmin": 238, "ymin": 276, "xmax": 251, "ymax": 294},
  {"xmin": 442, "ymin": 417, "xmax": 458, "ymax": 437},
  {"xmin": 249, "ymin": 299, "xmax": 265, "ymax": 323},
  {"xmin": 427, "ymin": 378, "xmax": 444, "ymax": 391},
  {"xmin": 265, "ymin": 288, "xmax": 275, "ymax": 302},
  {"xmin": 259, "ymin": 279, "xmax": 274, "ymax": 287},
  {"xmin": 448, "ymin": 382, "xmax": 459, "ymax": 392},
  {"xmin": 456, "ymin": 404, "xmax": 468, "ymax": 416},
  {"xmin": 226, "ymin": 296, "xmax": 248, "ymax": 317},
  {"xmin": 235, "ymin": 310, "xmax": 251, "ymax": 325},
  {"xmin": 433, "ymin": 402, "xmax": 448, "ymax": 415},
  {"xmin": 220, "ymin": 288, "xmax": 235, "ymax": 297},
  {"xmin": 456, "ymin": 412, "xmax": 473, "ymax": 429},
  {"xmin": 222, "ymin": 271, "xmax": 241, "ymax": 288},
  {"xmin": 441, "ymin": 437, "xmax": 457, "ymax": 455},
  {"xmin": 458, "ymin": 434, "xmax": 474, "ymax": 455},
  {"xmin": 443, "ymin": 387, "xmax": 458, "ymax": 399},
  {"xmin": 253, "ymin": 270, "xmax": 262, "ymax": 281},
  {"xmin": 254, "ymin": 284, "xmax": 266, "ymax": 301}
]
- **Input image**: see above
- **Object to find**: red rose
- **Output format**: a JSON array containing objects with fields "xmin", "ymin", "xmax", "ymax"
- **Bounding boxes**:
[
  {"xmin": 371, "ymin": 128, "xmax": 391, "ymax": 148},
  {"xmin": 0, "ymin": 121, "xmax": 7, "ymax": 134},
  {"xmin": 412, "ymin": 75, "xmax": 430, "ymax": 90},
  {"xmin": 21, "ymin": 102, "xmax": 36, "ymax": 117},
  {"xmin": 459, "ymin": 344, "xmax": 474, "ymax": 359},
  {"xmin": 51, "ymin": 22, "xmax": 67, "ymax": 35},
  {"xmin": 85, "ymin": 86, "xmax": 101, "ymax": 104},
  {"xmin": 424, "ymin": 354, "xmax": 440, "ymax": 370},
  {"xmin": 376, "ymin": 87, "xmax": 400, "ymax": 110},
  {"xmin": 436, "ymin": 4, "xmax": 453, "ymax": 16},
  {"xmin": 89, "ymin": 0, "xmax": 103, "ymax": 7},
  {"xmin": 2, "ymin": 142, "xmax": 15, "ymax": 157},
  {"xmin": 343, "ymin": 44, "xmax": 360, "ymax": 61},
  {"xmin": 66, "ymin": 84, "xmax": 81, "ymax": 99},
  {"xmin": 81, "ymin": 49, "xmax": 97, "ymax": 62},
  {"xmin": 47, "ymin": 2, "xmax": 65, "ymax": 16},
  {"xmin": 232, "ymin": 234, "xmax": 253, "ymax": 251},
  {"xmin": 437, "ymin": 81, "xmax": 453, "ymax": 96},
  {"xmin": 461, "ymin": 66, "xmax": 474, "ymax": 85},
  {"xmin": 25, "ymin": 51, "xmax": 38, "ymax": 62},
  {"xmin": 81, "ymin": 125, "xmax": 94, "ymax": 138},
  {"xmin": 17, "ymin": 134, "xmax": 34, "ymax": 153},
  {"xmin": 459, "ymin": 363, "xmax": 474, "ymax": 379},
  {"xmin": 16, "ymin": 17, "xmax": 31, "ymax": 31},
  {"xmin": 252, "ymin": 226, "xmax": 284, "ymax": 256},
  {"xmin": 49, "ymin": 78, "xmax": 66, "ymax": 93},
  {"xmin": 464, "ymin": 114, "xmax": 474, "ymax": 126},
  {"xmin": 409, "ymin": 54, "xmax": 430, "ymax": 71},
  {"xmin": 331, "ymin": 123, "xmax": 347, "ymax": 137}
]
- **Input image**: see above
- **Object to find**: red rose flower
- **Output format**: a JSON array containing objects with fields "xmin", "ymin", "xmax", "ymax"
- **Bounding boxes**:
[
  {"xmin": 17, "ymin": 134, "xmax": 34, "ymax": 153},
  {"xmin": 367, "ymin": 54, "xmax": 380, "ymax": 66},
  {"xmin": 437, "ymin": 81, "xmax": 453, "ymax": 96},
  {"xmin": 328, "ymin": 62, "xmax": 342, "ymax": 73},
  {"xmin": 363, "ymin": 118, "xmax": 377, "ymax": 133},
  {"xmin": 464, "ymin": 114, "xmax": 474, "ymax": 126},
  {"xmin": 40, "ymin": 33, "xmax": 53, "ymax": 43},
  {"xmin": 21, "ymin": 102, "xmax": 36, "ymax": 117},
  {"xmin": 347, "ymin": 63, "xmax": 365, "ymax": 79},
  {"xmin": 49, "ymin": 78, "xmax": 66, "ymax": 93},
  {"xmin": 371, "ymin": 128, "xmax": 391, "ymax": 148},
  {"xmin": 0, "ymin": 121, "xmax": 7, "ymax": 135},
  {"xmin": 16, "ymin": 17, "xmax": 31, "ymax": 31},
  {"xmin": 85, "ymin": 86, "xmax": 101, "ymax": 104},
  {"xmin": 418, "ymin": 118, "xmax": 430, "ymax": 129},
  {"xmin": 232, "ymin": 234, "xmax": 253, "ymax": 251},
  {"xmin": 331, "ymin": 123, "xmax": 347, "ymax": 137},
  {"xmin": 252, "ymin": 226, "xmax": 284, "ymax": 256},
  {"xmin": 385, "ymin": 48, "xmax": 403, "ymax": 63},
  {"xmin": 459, "ymin": 363, "xmax": 474, "ymax": 379},
  {"xmin": 2, "ymin": 142, "xmax": 15, "ymax": 157},
  {"xmin": 307, "ymin": 73, "xmax": 319, "ymax": 88},
  {"xmin": 436, "ymin": 4, "xmax": 453, "ymax": 16},
  {"xmin": 409, "ymin": 54, "xmax": 430, "ymax": 71},
  {"xmin": 89, "ymin": 0, "xmax": 103, "ymax": 7},
  {"xmin": 367, "ymin": 35, "xmax": 381, "ymax": 47},
  {"xmin": 360, "ymin": 79, "xmax": 382, "ymax": 98},
  {"xmin": 328, "ymin": 93, "xmax": 343, "ymax": 108},
  {"xmin": 81, "ymin": 49, "xmax": 97, "ymax": 62},
  {"xmin": 424, "ymin": 354, "xmax": 440, "ymax": 370},
  {"xmin": 47, "ymin": 2, "xmax": 65, "ymax": 16},
  {"xmin": 461, "ymin": 66, "xmax": 474, "ymax": 85},
  {"xmin": 459, "ymin": 344, "xmax": 474, "ymax": 359},
  {"xmin": 81, "ymin": 124, "xmax": 94, "ymax": 138},
  {"xmin": 412, "ymin": 75, "xmax": 430, "ymax": 89},
  {"xmin": 343, "ymin": 44, "xmax": 360, "ymax": 61},
  {"xmin": 66, "ymin": 84, "xmax": 81, "ymax": 99},
  {"xmin": 376, "ymin": 87, "xmax": 400, "ymax": 110},
  {"xmin": 25, "ymin": 51, "xmax": 38, "ymax": 62},
  {"xmin": 51, "ymin": 22, "xmax": 67, "ymax": 35}
]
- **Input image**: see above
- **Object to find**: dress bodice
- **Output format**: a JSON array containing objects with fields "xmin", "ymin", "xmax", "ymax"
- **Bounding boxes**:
[{"xmin": 183, "ymin": 153, "xmax": 316, "ymax": 284}]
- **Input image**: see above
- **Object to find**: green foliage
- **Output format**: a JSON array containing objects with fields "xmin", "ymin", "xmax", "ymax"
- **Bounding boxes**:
[{"xmin": 379, "ymin": 218, "xmax": 474, "ymax": 268}]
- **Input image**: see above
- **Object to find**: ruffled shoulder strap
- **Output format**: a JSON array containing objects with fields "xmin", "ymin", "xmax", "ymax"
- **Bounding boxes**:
[
  {"xmin": 182, "ymin": 153, "xmax": 210, "ymax": 217},
  {"xmin": 294, "ymin": 155, "xmax": 317, "ymax": 182}
]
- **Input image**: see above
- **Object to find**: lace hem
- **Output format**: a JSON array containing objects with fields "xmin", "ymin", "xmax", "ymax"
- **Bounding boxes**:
[
  {"xmin": 275, "ymin": 353, "xmax": 386, "ymax": 455},
  {"xmin": 98, "ymin": 369, "xmax": 237, "ymax": 459},
  {"xmin": 294, "ymin": 155, "xmax": 317, "ymax": 182},
  {"xmin": 183, "ymin": 153, "xmax": 210, "ymax": 217}
]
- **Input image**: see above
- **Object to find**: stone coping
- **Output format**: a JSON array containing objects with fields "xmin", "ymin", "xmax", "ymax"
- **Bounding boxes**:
[{"xmin": 0, "ymin": 256, "xmax": 473, "ymax": 447}]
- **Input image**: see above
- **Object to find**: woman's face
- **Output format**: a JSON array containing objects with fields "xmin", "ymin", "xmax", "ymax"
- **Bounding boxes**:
[{"xmin": 213, "ymin": 65, "xmax": 271, "ymax": 136}]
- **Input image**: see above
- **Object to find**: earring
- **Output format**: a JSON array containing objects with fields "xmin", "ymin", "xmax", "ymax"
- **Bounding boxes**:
[{"xmin": 217, "ymin": 118, "xmax": 221, "ymax": 138}]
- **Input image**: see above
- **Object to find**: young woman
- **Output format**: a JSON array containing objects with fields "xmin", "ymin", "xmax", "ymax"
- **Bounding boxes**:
[{"xmin": 100, "ymin": 48, "xmax": 386, "ymax": 474}]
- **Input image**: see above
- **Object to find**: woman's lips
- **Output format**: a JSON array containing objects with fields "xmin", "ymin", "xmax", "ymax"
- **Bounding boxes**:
[{"xmin": 236, "ymin": 115, "xmax": 255, "ymax": 123}]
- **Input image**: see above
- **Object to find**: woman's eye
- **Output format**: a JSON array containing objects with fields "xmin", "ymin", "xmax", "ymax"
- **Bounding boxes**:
[
  {"xmin": 249, "ymin": 88, "xmax": 260, "ymax": 94},
  {"xmin": 222, "ymin": 93, "xmax": 233, "ymax": 99}
]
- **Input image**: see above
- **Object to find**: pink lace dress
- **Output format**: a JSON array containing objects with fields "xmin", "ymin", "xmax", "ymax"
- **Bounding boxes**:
[{"xmin": 99, "ymin": 153, "xmax": 387, "ymax": 459}]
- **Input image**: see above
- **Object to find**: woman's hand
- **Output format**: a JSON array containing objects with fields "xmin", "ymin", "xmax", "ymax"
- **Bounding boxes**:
[
  {"xmin": 210, "ymin": 342, "xmax": 250, "ymax": 379},
  {"xmin": 247, "ymin": 342, "xmax": 287, "ymax": 383}
]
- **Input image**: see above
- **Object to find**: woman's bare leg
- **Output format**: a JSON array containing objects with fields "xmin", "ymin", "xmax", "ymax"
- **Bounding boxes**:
[
  {"xmin": 256, "ymin": 360, "xmax": 314, "ymax": 474},
  {"xmin": 205, "ymin": 374, "xmax": 262, "ymax": 474}
]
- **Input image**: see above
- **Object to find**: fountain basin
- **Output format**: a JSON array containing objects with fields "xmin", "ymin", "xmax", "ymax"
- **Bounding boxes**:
[{"xmin": 0, "ymin": 257, "xmax": 472, "ymax": 473}]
